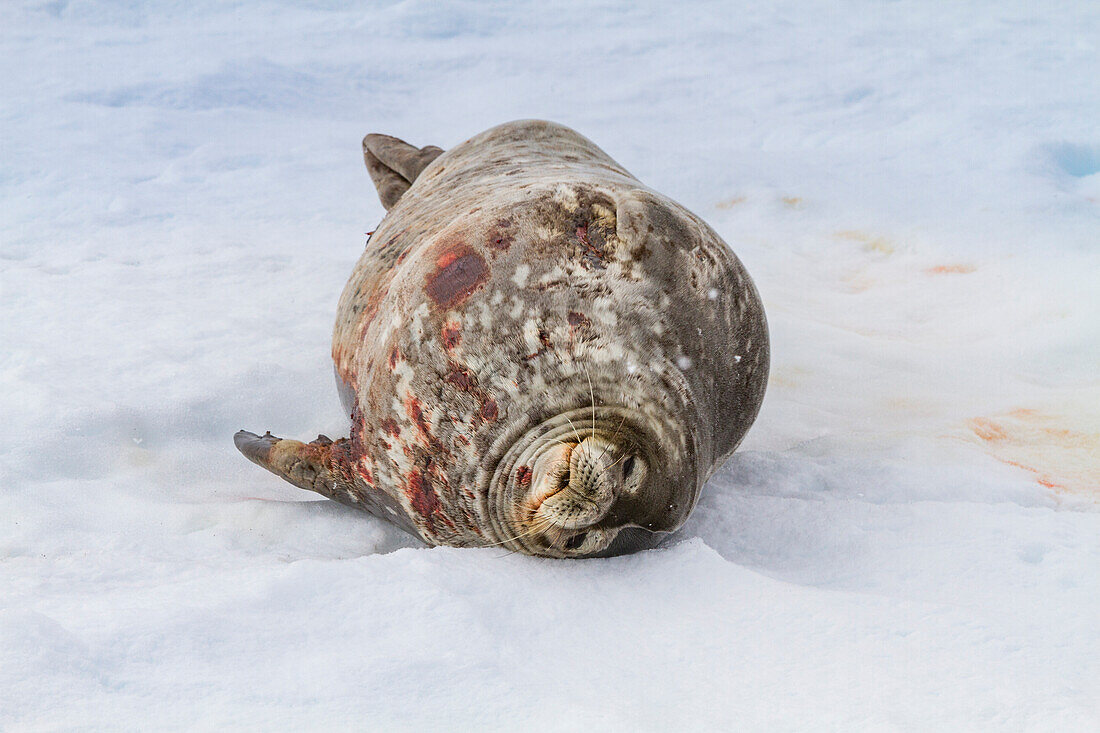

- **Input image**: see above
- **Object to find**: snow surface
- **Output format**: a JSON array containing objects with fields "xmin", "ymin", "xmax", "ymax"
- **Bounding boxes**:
[{"xmin": 3, "ymin": 1, "xmax": 1099, "ymax": 729}]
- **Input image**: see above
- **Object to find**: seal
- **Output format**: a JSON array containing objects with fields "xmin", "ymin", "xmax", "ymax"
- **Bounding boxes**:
[{"xmin": 235, "ymin": 120, "xmax": 768, "ymax": 557}]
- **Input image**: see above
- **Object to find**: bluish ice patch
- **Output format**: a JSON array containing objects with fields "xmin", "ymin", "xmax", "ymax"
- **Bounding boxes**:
[
  {"xmin": 1044, "ymin": 142, "xmax": 1100, "ymax": 178},
  {"xmin": 67, "ymin": 58, "xmax": 374, "ymax": 114}
]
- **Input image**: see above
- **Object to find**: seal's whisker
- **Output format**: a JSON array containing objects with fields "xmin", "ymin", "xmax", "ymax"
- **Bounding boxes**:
[
  {"xmin": 583, "ymin": 362, "xmax": 596, "ymax": 438},
  {"xmin": 563, "ymin": 414, "xmax": 583, "ymax": 444},
  {"xmin": 594, "ymin": 412, "xmax": 629, "ymax": 467},
  {"xmin": 482, "ymin": 513, "xmax": 558, "ymax": 549}
]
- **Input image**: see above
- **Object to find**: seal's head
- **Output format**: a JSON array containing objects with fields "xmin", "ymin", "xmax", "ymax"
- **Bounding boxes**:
[{"xmin": 486, "ymin": 367, "xmax": 702, "ymax": 558}]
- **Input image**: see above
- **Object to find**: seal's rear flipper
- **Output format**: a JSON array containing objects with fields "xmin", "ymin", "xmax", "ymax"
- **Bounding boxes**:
[
  {"xmin": 363, "ymin": 134, "xmax": 443, "ymax": 210},
  {"xmin": 234, "ymin": 430, "xmax": 351, "ymax": 505},
  {"xmin": 235, "ymin": 429, "xmax": 421, "ymax": 537}
]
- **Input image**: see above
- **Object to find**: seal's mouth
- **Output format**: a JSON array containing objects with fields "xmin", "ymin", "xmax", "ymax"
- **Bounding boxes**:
[{"xmin": 488, "ymin": 407, "xmax": 693, "ymax": 558}]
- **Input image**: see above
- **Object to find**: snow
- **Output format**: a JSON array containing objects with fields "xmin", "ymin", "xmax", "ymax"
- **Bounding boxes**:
[{"xmin": 3, "ymin": 0, "xmax": 1099, "ymax": 729}]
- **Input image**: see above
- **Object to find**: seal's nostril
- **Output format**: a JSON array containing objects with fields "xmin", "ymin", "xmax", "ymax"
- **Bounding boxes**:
[{"xmin": 564, "ymin": 533, "xmax": 587, "ymax": 550}]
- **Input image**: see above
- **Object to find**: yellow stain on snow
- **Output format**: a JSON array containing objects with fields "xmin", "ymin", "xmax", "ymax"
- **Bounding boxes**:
[
  {"xmin": 716, "ymin": 196, "xmax": 746, "ymax": 210},
  {"xmin": 781, "ymin": 196, "xmax": 803, "ymax": 208},
  {"xmin": 968, "ymin": 408, "xmax": 1100, "ymax": 497},
  {"xmin": 840, "ymin": 270, "xmax": 876, "ymax": 293},
  {"xmin": 768, "ymin": 366, "xmax": 809, "ymax": 389},
  {"xmin": 925, "ymin": 263, "xmax": 976, "ymax": 275},
  {"xmin": 834, "ymin": 229, "xmax": 895, "ymax": 254}
]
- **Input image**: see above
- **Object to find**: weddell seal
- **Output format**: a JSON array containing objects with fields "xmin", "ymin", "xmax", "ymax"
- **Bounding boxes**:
[{"xmin": 235, "ymin": 120, "xmax": 768, "ymax": 557}]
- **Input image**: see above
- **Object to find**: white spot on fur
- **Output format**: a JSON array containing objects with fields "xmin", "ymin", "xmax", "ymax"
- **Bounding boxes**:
[
  {"xmin": 538, "ymin": 265, "xmax": 565, "ymax": 286},
  {"xmin": 409, "ymin": 302, "xmax": 429, "ymax": 342},
  {"xmin": 601, "ymin": 341, "xmax": 625, "ymax": 361},
  {"xmin": 509, "ymin": 297, "xmax": 524, "ymax": 319},
  {"xmin": 707, "ymin": 288, "xmax": 719, "ymax": 300},
  {"xmin": 677, "ymin": 356, "xmax": 694, "ymax": 370},
  {"xmin": 523, "ymin": 319, "xmax": 542, "ymax": 354},
  {"xmin": 553, "ymin": 184, "xmax": 579, "ymax": 210},
  {"xmin": 592, "ymin": 297, "xmax": 619, "ymax": 328},
  {"xmin": 512, "ymin": 263, "xmax": 531, "ymax": 287}
]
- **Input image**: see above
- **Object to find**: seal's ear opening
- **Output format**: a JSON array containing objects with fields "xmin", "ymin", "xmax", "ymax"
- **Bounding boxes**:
[{"xmin": 362, "ymin": 133, "xmax": 443, "ymax": 210}]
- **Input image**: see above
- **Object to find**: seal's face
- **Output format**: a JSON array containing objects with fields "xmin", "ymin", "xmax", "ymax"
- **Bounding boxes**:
[{"xmin": 490, "ymin": 404, "xmax": 698, "ymax": 557}]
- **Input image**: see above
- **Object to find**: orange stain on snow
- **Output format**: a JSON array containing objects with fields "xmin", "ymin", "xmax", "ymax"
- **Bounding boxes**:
[{"xmin": 968, "ymin": 409, "xmax": 1099, "ymax": 496}]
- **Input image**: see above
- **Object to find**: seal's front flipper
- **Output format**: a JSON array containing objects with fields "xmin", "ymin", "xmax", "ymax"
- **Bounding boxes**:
[
  {"xmin": 234, "ymin": 430, "xmax": 352, "ymax": 505},
  {"xmin": 363, "ymin": 133, "xmax": 443, "ymax": 210}
]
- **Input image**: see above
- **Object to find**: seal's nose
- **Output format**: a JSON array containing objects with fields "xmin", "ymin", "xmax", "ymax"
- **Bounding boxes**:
[
  {"xmin": 526, "ymin": 435, "xmax": 629, "ymax": 533},
  {"xmin": 566, "ymin": 435, "xmax": 620, "ymax": 509}
]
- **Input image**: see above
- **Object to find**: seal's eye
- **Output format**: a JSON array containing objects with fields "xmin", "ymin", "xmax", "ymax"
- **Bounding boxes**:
[
  {"xmin": 565, "ymin": 532, "xmax": 587, "ymax": 550},
  {"xmin": 622, "ymin": 456, "xmax": 636, "ymax": 478}
]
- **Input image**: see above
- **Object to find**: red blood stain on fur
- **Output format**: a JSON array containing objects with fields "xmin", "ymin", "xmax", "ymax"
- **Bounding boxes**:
[
  {"xmin": 489, "ymin": 232, "xmax": 513, "ymax": 252},
  {"xmin": 488, "ymin": 219, "xmax": 513, "ymax": 253},
  {"xmin": 407, "ymin": 396, "xmax": 432, "ymax": 438},
  {"xmin": 396, "ymin": 246, "xmax": 412, "ymax": 264},
  {"xmin": 442, "ymin": 321, "xmax": 462, "ymax": 349},
  {"xmin": 567, "ymin": 311, "xmax": 589, "ymax": 328},
  {"xmin": 426, "ymin": 244, "xmax": 489, "ymax": 310},
  {"xmin": 516, "ymin": 465, "xmax": 532, "ymax": 487},
  {"xmin": 479, "ymin": 397, "xmax": 499, "ymax": 422},
  {"xmin": 381, "ymin": 417, "xmax": 401, "ymax": 437},
  {"xmin": 575, "ymin": 224, "xmax": 606, "ymax": 267},
  {"xmin": 329, "ymin": 406, "xmax": 370, "ymax": 469},
  {"xmin": 445, "ymin": 366, "xmax": 475, "ymax": 391},
  {"xmin": 406, "ymin": 469, "xmax": 441, "ymax": 522},
  {"xmin": 389, "ymin": 346, "xmax": 400, "ymax": 370}
]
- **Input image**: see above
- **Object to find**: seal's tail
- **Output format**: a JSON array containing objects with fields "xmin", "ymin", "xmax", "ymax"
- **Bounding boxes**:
[{"xmin": 362, "ymin": 133, "xmax": 443, "ymax": 210}]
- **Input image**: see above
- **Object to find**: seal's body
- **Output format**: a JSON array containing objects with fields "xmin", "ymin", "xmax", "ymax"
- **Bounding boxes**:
[{"xmin": 236, "ymin": 120, "xmax": 768, "ymax": 557}]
